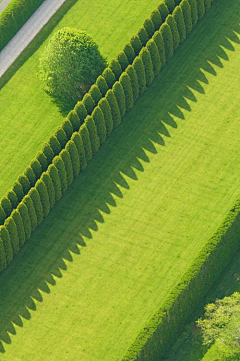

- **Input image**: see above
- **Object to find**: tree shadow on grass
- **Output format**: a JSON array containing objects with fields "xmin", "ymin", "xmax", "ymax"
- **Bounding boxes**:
[{"xmin": 0, "ymin": 0, "xmax": 239, "ymax": 354}]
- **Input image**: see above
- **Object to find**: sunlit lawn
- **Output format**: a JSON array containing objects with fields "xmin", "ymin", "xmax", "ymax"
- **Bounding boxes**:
[{"xmin": 0, "ymin": 0, "xmax": 239, "ymax": 359}]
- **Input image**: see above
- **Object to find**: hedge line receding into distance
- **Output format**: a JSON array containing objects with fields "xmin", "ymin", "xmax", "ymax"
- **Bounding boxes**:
[
  {"xmin": 0, "ymin": 0, "xmax": 213, "ymax": 273},
  {"xmin": 122, "ymin": 201, "xmax": 240, "ymax": 361},
  {"xmin": 0, "ymin": 0, "xmax": 179, "ymax": 266},
  {"xmin": 0, "ymin": 0, "xmax": 45, "ymax": 52}
]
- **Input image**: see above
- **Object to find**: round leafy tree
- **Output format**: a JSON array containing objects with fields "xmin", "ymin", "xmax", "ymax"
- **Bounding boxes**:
[
  {"xmin": 197, "ymin": 292, "xmax": 240, "ymax": 357},
  {"xmin": 39, "ymin": 27, "xmax": 107, "ymax": 107}
]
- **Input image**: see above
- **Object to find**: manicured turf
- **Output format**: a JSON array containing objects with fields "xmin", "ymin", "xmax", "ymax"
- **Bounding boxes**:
[
  {"xmin": 164, "ymin": 250, "xmax": 240, "ymax": 361},
  {"xmin": 0, "ymin": 0, "xmax": 160, "ymax": 199},
  {"xmin": 0, "ymin": 0, "xmax": 240, "ymax": 360}
]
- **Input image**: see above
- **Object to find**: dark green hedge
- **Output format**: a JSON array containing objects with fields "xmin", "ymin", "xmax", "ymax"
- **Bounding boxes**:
[
  {"xmin": 0, "ymin": 0, "xmax": 45, "ymax": 51},
  {"xmin": 122, "ymin": 201, "xmax": 240, "ymax": 361}
]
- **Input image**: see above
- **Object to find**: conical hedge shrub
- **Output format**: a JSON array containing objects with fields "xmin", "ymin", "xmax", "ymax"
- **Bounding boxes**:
[
  {"xmin": 82, "ymin": 93, "xmax": 95, "ymax": 115},
  {"xmin": 42, "ymin": 172, "xmax": 55, "ymax": 208},
  {"xmin": 99, "ymin": 98, "xmax": 114, "ymax": 136},
  {"xmin": 166, "ymin": 14, "xmax": 180, "ymax": 50},
  {"xmin": 12, "ymin": 180, "xmax": 24, "ymax": 203},
  {"xmin": 181, "ymin": 0, "xmax": 192, "ymax": 34},
  {"xmin": 7, "ymin": 190, "xmax": 19, "ymax": 209},
  {"xmin": 130, "ymin": 35, "xmax": 142, "ymax": 55},
  {"xmin": 12, "ymin": 209, "xmax": 25, "ymax": 247},
  {"xmin": 138, "ymin": 27, "xmax": 149, "ymax": 46},
  {"xmin": 25, "ymin": 166, "xmax": 36, "ymax": 187},
  {"xmin": 5, "ymin": 216, "xmax": 19, "ymax": 254},
  {"xmin": 85, "ymin": 116, "xmax": 100, "ymax": 155},
  {"xmin": 0, "ymin": 239, "xmax": 7, "ymax": 271},
  {"xmin": 49, "ymin": 135, "xmax": 61, "ymax": 156},
  {"xmin": 165, "ymin": 0, "xmax": 176, "ymax": 12},
  {"xmin": 143, "ymin": 18, "xmax": 155, "ymax": 38},
  {"xmin": 150, "ymin": 9, "xmax": 162, "ymax": 31},
  {"xmin": 48, "ymin": 164, "xmax": 62, "ymax": 201},
  {"xmin": 106, "ymin": 89, "xmax": 122, "ymax": 128},
  {"xmin": 43, "ymin": 143, "xmax": 55, "ymax": 164},
  {"xmin": 23, "ymin": 194, "xmax": 38, "ymax": 232},
  {"xmin": 18, "ymin": 202, "xmax": 31, "ymax": 240},
  {"xmin": 112, "ymin": 81, "xmax": 126, "ymax": 118},
  {"xmin": 66, "ymin": 140, "xmax": 80, "ymax": 178},
  {"xmin": 132, "ymin": 56, "xmax": 146, "ymax": 95},
  {"xmin": 153, "ymin": 31, "xmax": 166, "ymax": 66},
  {"xmin": 53, "ymin": 156, "xmax": 68, "ymax": 193},
  {"xmin": 89, "ymin": 84, "xmax": 102, "ymax": 104},
  {"xmin": 56, "ymin": 127, "xmax": 68, "ymax": 148},
  {"xmin": 160, "ymin": 22, "xmax": 174, "ymax": 61},
  {"xmin": 30, "ymin": 158, "xmax": 42, "ymax": 180},
  {"xmin": 96, "ymin": 75, "xmax": 109, "ymax": 96},
  {"xmin": 72, "ymin": 132, "xmax": 87, "ymax": 170},
  {"xmin": 62, "ymin": 119, "xmax": 73, "ymax": 139},
  {"xmin": 123, "ymin": 43, "xmax": 135, "ymax": 64},
  {"xmin": 36, "ymin": 179, "xmax": 50, "ymax": 218},
  {"xmin": 29, "ymin": 187, "xmax": 43, "ymax": 226},
  {"xmin": 188, "ymin": 0, "xmax": 198, "ymax": 26},
  {"xmin": 0, "ymin": 206, "xmax": 6, "ymax": 226},
  {"xmin": 1, "ymin": 197, "xmax": 12, "ymax": 218},
  {"xmin": 67, "ymin": 110, "xmax": 81, "ymax": 132},
  {"xmin": 75, "ymin": 102, "xmax": 88, "ymax": 125},
  {"xmin": 140, "ymin": 47, "xmax": 154, "ymax": 87},
  {"xmin": 119, "ymin": 72, "xmax": 134, "ymax": 111},
  {"xmin": 158, "ymin": 3, "xmax": 169, "ymax": 21},
  {"xmin": 18, "ymin": 174, "xmax": 31, "ymax": 195},
  {"xmin": 102, "ymin": 68, "xmax": 116, "ymax": 88},
  {"xmin": 126, "ymin": 65, "xmax": 139, "ymax": 102},
  {"xmin": 109, "ymin": 59, "xmax": 122, "ymax": 80},
  {"xmin": 92, "ymin": 106, "xmax": 107, "ymax": 143},
  {"xmin": 117, "ymin": 51, "xmax": 129, "ymax": 71},
  {"xmin": 173, "ymin": 6, "xmax": 186, "ymax": 42},
  {"xmin": 60, "ymin": 149, "xmax": 74, "ymax": 187},
  {"xmin": 147, "ymin": 39, "xmax": 162, "ymax": 75},
  {"xmin": 79, "ymin": 124, "xmax": 92, "ymax": 162},
  {"xmin": 36, "ymin": 152, "xmax": 48, "ymax": 172},
  {"xmin": 0, "ymin": 226, "xmax": 13, "ymax": 263}
]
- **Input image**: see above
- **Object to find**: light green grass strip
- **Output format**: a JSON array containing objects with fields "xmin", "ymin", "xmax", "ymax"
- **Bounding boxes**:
[
  {"xmin": 0, "ymin": 1, "xmax": 239, "ymax": 360},
  {"xmin": 0, "ymin": 0, "xmax": 161, "ymax": 199}
]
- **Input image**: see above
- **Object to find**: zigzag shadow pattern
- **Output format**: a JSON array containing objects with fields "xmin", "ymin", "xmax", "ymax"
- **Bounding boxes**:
[{"xmin": 0, "ymin": 0, "xmax": 239, "ymax": 355}]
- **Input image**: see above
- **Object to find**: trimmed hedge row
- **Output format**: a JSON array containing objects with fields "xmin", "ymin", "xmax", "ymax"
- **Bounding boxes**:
[
  {"xmin": 0, "ymin": 0, "xmax": 45, "ymax": 52},
  {"xmin": 121, "ymin": 201, "xmax": 240, "ymax": 360},
  {"xmin": 0, "ymin": 0, "xmax": 183, "ymax": 237},
  {"xmin": 0, "ymin": 0, "xmax": 213, "ymax": 278}
]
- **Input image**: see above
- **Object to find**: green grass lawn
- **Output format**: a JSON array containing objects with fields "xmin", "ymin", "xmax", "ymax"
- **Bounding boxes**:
[
  {"xmin": 0, "ymin": 0, "xmax": 161, "ymax": 199},
  {"xmin": 0, "ymin": 0, "xmax": 240, "ymax": 360},
  {"xmin": 164, "ymin": 250, "xmax": 240, "ymax": 361}
]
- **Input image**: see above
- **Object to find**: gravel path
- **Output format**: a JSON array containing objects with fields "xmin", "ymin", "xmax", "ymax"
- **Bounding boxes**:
[{"xmin": 0, "ymin": 0, "xmax": 67, "ymax": 78}]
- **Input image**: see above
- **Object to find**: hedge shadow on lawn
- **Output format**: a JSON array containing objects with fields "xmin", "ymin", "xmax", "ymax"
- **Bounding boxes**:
[
  {"xmin": 0, "ymin": 0, "xmax": 78, "ymax": 90},
  {"xmin": 0, "ymin": 0, "xmax": 239, "ymax": 354}
]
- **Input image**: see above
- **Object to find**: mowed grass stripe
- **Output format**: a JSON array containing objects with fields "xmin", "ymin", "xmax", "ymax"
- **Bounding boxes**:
[
  {"xmin": 0, "ymin": 1, "xmax": 240, "ymax": 360},
  {"xmin": 0, "ymin": 0, "xmax": 161, "ymax": 199}
]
